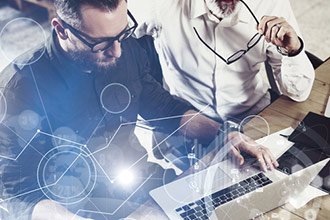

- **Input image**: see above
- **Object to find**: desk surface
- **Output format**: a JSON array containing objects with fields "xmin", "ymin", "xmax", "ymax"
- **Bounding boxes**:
[
  {"xmin": 129, "ymin": 59, "xmax": 330, "ymax": 219},
  {"xmin": 246, "ymin": 59, "xmax": 330, "ymax": 219}
]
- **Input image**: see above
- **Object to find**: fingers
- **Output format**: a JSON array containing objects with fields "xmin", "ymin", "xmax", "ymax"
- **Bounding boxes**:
[
  {"xmin": 256, "ymin": 146, "xmax": 279, "ymax": 172},
  {"xmin": 230, "ymin": 146, "xmax": 244, "ymax": 166},
  {"xmin": 226, "ymin": 132, "xmax": 279, "ymax": 172},
  {"xmin": 262, "ymin": 149, "xmax": 274, "ymax": 170},
  {"xmin": 258, "ymin": 16, "xmax": 299, "ymax": 50},
  {"xmin": 258, "ymin": 16, "xmax": 285, "ymax": 43},
  {"xmin": 256, "ymin": 155, "xmax": 268, "ymax": 172},
  {"xmin": 267, "ymin": 147, "xmax": 279, "ymax": 167}
]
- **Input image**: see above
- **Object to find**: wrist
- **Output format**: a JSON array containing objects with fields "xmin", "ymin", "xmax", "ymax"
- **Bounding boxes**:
[
  {"xmin": 217, "ymin": 120, "xmax": 242, "ymax": 146},
  {"xmin": 277, "ymin": 36, "xmax": 304, "ymax": 57},
  {"xmin": 224, "ymin": 120, "xmax": 241, "ymax": 133}
]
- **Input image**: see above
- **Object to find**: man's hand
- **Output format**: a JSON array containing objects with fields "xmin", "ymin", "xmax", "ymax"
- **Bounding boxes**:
[
  {"xmin": 180, "ymin": 110, "xmax": 279, "ymax": 171},
  {"xmin": 227, "ymin": 131, "xmax": 279, "ymax": 172},
  {"xmin": 258, "ymin": 16, "xmax": 301, "ymax": 55}
]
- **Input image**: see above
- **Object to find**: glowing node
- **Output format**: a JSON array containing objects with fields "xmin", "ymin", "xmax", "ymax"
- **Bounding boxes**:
[{"xmin": 117, "ymin": 169, "xmax": 135, "ymax": 186}]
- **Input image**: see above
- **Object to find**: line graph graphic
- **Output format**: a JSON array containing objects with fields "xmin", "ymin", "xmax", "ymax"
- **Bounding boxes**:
[
  {"xmin": 0, "ymin": 81, "xmax": 212, "ymax": 219},
  {"xmin": 0, "ymin": 16, "xmax": 284, "ymax": 220}
]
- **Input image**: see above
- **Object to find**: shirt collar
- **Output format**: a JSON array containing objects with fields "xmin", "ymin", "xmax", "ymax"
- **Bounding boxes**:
[
  {"xmin": 189, "ymin": 0, "xmax": 252, "ymax": 25},
  {"xmin": 189, "ymin": 0, "xmax": 209, "ymax": 19}
]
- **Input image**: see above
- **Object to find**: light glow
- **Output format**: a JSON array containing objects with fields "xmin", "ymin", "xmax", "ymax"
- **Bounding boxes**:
[{"xmin": 117, "ymin": 169, "xmax": 135, "ymax": 186}]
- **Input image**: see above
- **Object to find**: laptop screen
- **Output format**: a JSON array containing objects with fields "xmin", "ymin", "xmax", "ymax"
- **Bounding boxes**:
[
  {"xmin": 277, "ymin": 143, "xmax": 329, "ymax": 192},
  {"xmin": 278, "ymin": 112, "xmax": 330, "ymax": 193}
]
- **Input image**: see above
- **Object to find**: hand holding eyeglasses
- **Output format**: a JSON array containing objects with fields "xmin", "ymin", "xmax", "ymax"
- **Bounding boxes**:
[{"xmin": 257, "ymin": 16, "xmax": 301, "ymax": 56}]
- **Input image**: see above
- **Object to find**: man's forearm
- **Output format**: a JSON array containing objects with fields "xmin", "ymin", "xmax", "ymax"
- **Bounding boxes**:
[
  {"xmin": 32, "ymin": 199, "xmax": 91, "ymax": 220},
  {"xmin": 179, "ymin": 110, "xmax": 220, "ymax": 143}
]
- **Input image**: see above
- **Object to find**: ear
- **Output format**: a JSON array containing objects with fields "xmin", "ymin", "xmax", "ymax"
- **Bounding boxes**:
[{"xmin": 51, "ymin": 18, "xmax": 68, "ymax": 40}]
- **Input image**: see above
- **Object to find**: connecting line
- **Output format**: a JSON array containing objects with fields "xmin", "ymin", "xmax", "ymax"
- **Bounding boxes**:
[
  {"xmin": 29, "ymin": 65, "xmax": 54, "ymax": 134},
  {"xmin": 38, "ymin": 130, "xmax": 85, "ymax": 147},
  {"xmin": 0, "ymin": 153, "xmax": 82, "ymax": 204},
  {"xmin": 84, "ymin": 111, "xmax": 108, "ymax": 147},
  {"xmin": 0, "ymin": 185, "xmax": 49, "ymax": 203},
  {"xmin": 51, "ymin": 153, "xmax": 83, "ymax": 186},
  {"xmin": 0, "ymin": 130, "xmax": 39, "ymax": 161},
  {"xmin": 0, "ymin": 128, "xmax": 85, "ymax": 160},
  {"xmin": 110, "ymin": 104, "xmax": 210, "ymax": 183},
  {"xmin": 85, "ymin": 198, "xmax": 108, "ymax": 219},
  {"xmin": 88, "ymin": 153, "xmax": 114, "ymax": 184},
  {"xmin": 87, "ymin": 104, "xmax": 210, "ymax": 157},
  {"xmin": 86, "ymin": 124, "xmax": 124, "ymax": 156},
  {"xmin": 71, "ymin": 174, "xmax": 153, "ymax": 219},
  {"xmin": 85, "ymin": 105, "xmax": 209, "ymax": 183},
  {"xmin": 2, "ymin": 124, "xmax": 44, "ymax": 158}
]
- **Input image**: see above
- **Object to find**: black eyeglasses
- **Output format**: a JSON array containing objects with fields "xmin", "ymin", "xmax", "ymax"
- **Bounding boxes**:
[
  {"xmin": 59, "ymin": 10, "xmax": 138, "ymax": 53},
  {"xmin": 194, "ymin": 0, "xmax": 262, "ymax": 65}
]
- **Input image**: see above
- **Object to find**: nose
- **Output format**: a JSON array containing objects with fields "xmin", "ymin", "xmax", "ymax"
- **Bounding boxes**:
[{"xmin": 104, "ymin": 41, "xmax": 122, "ymax": 58}]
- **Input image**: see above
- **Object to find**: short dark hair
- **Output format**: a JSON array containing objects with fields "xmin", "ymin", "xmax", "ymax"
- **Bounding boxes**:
[{"xmin": 54, "ymin": 0, "xmax": 122, "ymax": 27}]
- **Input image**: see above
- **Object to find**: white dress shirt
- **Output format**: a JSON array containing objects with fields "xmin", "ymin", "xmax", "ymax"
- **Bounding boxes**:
[{"xmin": 128, "ymin": 0, "xmax": 315, "ymax": 121}]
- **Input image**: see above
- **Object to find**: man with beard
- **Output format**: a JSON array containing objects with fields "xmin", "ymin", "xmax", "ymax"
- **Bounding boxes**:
[
  {"xmin": 0, "ymin": 0, "xmax": 279, "ymax": 219},
  {"xmin": 128, "ymin": 0, "xmax": 315, "ymax": 121}
]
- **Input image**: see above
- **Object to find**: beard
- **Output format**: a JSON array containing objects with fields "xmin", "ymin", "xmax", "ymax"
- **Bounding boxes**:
[
  {"xmin": 66, "ymin": 48, "xmax": 119, "ymax": 72},
  {"xmin": 205, "ymin": 0, "xmax": 240, "ymax": 18}
]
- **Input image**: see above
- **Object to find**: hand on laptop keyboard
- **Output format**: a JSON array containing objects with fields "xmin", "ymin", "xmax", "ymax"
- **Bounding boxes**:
[{"xmin": 227, "ymin": 131, "xmax": 279, "ymax": 172}]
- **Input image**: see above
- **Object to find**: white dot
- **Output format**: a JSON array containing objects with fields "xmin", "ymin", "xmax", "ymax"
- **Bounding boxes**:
[{"xmin": 118, "ymin": 169, "xmax": 135, "ymax": 186}]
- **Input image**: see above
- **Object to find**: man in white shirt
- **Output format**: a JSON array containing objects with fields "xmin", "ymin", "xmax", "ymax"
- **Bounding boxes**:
[{"xmin": 128, "ymin": 0, "xmax": 315, "ymax": 122}]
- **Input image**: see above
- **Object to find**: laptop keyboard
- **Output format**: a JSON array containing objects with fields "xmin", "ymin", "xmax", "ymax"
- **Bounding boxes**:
[{"xmin": 175, "ymin": 173, "xmax": 272, "ymax": 219}]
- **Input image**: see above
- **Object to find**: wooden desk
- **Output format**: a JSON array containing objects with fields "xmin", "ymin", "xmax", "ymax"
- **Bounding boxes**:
[
  {"xmin": 129, "ymin": 60, "xmax": 330, "ymax": 219},
  {"xmin": 246, "ymin": 59, "xmax": 330, "ymax": 219}
]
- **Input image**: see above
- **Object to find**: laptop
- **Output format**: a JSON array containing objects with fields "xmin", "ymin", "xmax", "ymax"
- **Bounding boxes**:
[{"xmin": 150, "ymin": 158, "xmax": 329, "ymax": 220}]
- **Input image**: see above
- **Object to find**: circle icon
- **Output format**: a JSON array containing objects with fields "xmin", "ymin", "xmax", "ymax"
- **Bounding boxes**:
[
  {"xmin": 239, "ymin": 115, "xmax": 270, "ymax": 146},
  {"xmin": 0, "ymin": 17, "xmax": 47, "ymax": 65},
  {"xmin": 100, "ymin": 83, "xmax": 131, "ymax": 114},
  {"xmin": 18, "ymin": 110, "xmax": 40, "ymax": 130},
  {"xmin": 37, "ymin": 145, "xmax": 97, "ymax": 205},
  {"xmin": 51, "ymin": 127, "xmax": 79, "ymax": 147}
]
